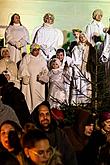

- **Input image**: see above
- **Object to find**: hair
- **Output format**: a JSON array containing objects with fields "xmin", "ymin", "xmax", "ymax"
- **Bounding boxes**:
[
  {"xmin": 92, "ymin": 9, "xmax": 103, "ymax": 19},
  {"xmin": 31, "ymin": 101, "xmax": 51, "ymax": 126},
  {"xmin": 0, "ymin": 120, "xmax": 22, "ymax": 133},
  {"xmin": 9, "ymin": 13, "xmax": 22, "ymax": 25},
  {"xmin": 43, "ymin": 13, "xmax": 54, "ymax": 23},
  {"xmin": 22, "ymin": 129, "xmax": 49, "ymax": 149},
  {"xmin": 0, "ymin": 151, "xmax": 20, "ymax": 165},
  {"xmin": 72, "ymin": 29, "xmax": 82, "ymax": 33},
  {"xmin": 56, "ymin": 48, "xmax": 64, "ymax": 55}
]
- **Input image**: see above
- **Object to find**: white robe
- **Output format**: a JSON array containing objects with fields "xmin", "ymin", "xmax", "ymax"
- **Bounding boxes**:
[
  {"xmin": 32, "ymin": 23, "xmax": 64, "ymax": 60},
  {"xmin": 71, "ymin": 44, "xmax": 92, "ymax": 105},
  {"xmin": 5, "ymin": 24, "xmax": 30, "ymax": 63},
  {"xmin": 0, "ymin": 58, "xmax": 20, "ymax": 88},
  {"xmin": 18, "ymin": 53, "xmax": 48, "ymax": 113},
  {"xmin": 101, "ymin": 33, "xmax": 110, "ymax": 62},
  {"xmin": 48, "ymin": 68, "xmax": 66, "ymax": 108},
  {"xmin": 85, "ymin": 20, "xmax": 105, "ymax": 46}
]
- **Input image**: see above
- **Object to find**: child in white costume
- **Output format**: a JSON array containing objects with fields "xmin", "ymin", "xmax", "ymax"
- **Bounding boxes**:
[{"xmin": 48, "ymin": 58, "xmax": 66, "ymax": 108}]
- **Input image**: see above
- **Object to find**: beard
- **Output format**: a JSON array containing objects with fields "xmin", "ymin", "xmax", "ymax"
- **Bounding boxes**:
[{"xmin": 40, "ymin": 119, "xmax": 51, "ymax": 131}]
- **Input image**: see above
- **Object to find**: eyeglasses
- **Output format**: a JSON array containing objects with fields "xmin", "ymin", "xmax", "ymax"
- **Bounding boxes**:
[{"xmin": 29, "ymin": 147, "xmax": 54, "ymax": 158}]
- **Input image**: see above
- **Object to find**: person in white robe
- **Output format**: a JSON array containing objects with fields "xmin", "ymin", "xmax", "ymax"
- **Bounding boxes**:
[
  {"xmin": 56, "ymin": 48, "xmax": 72, "ymax": 104},
  {"xmin": 100, "ymin": 30, "xmax": 110, "ymax": 62},
  {"xmin": 85, "ymin": 9, "xmax": 105, "ymax": 47},
  {"xmin": 18, "ymin": 44, "xmax": 49, "ymax": 113},
  {"xmin": 48, "ymin": 58, "xmax": 66, "ymax": 108},
  {"xmin": 32, "ymin": 13, "xmax": 64, "ymax": 61},
  {"xmin": 71, "ymin": 33, "xmax": 92, "ymax": 105},
  {"xmin": 5, "ymin": 13, "xmax": 30, "ymax": 63},
  {"xmin": 0, "ymin": 47, "xmax": 20, "ymax": 88}
]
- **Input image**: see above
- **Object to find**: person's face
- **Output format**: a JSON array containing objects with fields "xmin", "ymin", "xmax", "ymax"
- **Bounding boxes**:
[
  {"xmin": 2, "ymin": 49, "xmax": 10, "ymax": 59},
  {"xmin": 45, "ymin": 16, "xmax": 54, "ymax": 24},
  {"xmin": 103, "ymin": 119, "xmax": 110, "ymax": 132},
  {"xmin": 25, "ymin": 139, "xmax": 52, "ymax": 165},
  {"xmin": 52, "ymin": 61, "xmax": 59, "ymax": 69},
  {"xmin": 79, "ymin": 34, "xmax": 87, "ymax": 43},
  {"xmin": 32, "ymin": 48, "xmax": 40, "ymax": 57},
  {"xmin": 38, "ymin": 105, "xmax": 51, "ymax": 131},
  {"xmin": 56, "ymin": 52, "xmax": 64, "ymax": 62},
  {"xmin": 84, "ymin": 124, "xmax": 94, "ymax": 136},
  {"xmin": 73, "ymin": 31, "xmax": 80, "ymax": 39},
  {"xmin": 13, "ymin": 15, "xmax": 20, "ymax": 24},
  {"xmin": 0, "ymin": 124, "xmax": 15, "ymax": 151},
  {"xmin": 95, "ymin": 14, "xmax": 102, "ymax": 22}
]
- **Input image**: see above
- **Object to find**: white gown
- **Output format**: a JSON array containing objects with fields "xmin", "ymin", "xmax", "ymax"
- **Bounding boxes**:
[
  {"xmin": 71, "ymin": 44, "xmax": 92, "ymax": 105},
  {"xmin": 5, "ymin": 24, "xmax": 30, "ymax": 63},
  {"xmin": 18, "ymin": 53, "xmax": 48, "ymax": 113},
  {"xmin": 85, "ymin": 20, "xmax": 105, "ymax": 46},
  {"xmin": 32, "ymin": 23, "xmax": 64, "ymax": 60},
  {"xmin": 48, "ymin": 68, "xmax": 66, "ymax": 108}
]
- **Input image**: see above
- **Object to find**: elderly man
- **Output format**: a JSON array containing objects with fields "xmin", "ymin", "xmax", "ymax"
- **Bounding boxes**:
[{"xmin": 32, "ymin": 13, "xmax": 64, "ymax": 61}]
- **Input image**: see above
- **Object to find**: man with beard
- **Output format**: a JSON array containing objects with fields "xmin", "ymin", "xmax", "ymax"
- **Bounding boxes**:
[{"xmin": 31, "ymin": 101, "xmax": 77, "ymax": 165}]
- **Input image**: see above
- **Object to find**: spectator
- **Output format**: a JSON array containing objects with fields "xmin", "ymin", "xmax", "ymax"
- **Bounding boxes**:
[
  {"xmin": 0, "ymin": 120, "xmax": 22, "ymax": 164},
  {"xmin": 0, "ymin": 73, "xmax": 31, "ymax": 127},
  {"xmin": 31, "ymin": 101, "xmax": 77, "ymax": 165},
  {"xmin": 22, "ymin": 128, "xmax": 63, "ymax": 165},
  {"xmin": 0, "ymin": 150, "xmax": 20, "ymax": 165},
  {"xmin": 64, "ymin": 109, "xmax": 95, "ymax": 165}
]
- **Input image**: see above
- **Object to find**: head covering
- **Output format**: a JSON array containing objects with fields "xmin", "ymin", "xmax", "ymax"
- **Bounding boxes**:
[
  {"xmin": 92, "ymin": 9, "xmax": 103, "ymax": 19},
  {"xmin": 43, "ymin": 13, "xmax": 54, "ymax": 23},
  {"xmin": 100, "ymin": 112, "xmax": 110, "ymax": 122},
  {"xmin": 52, "ymin": 58, "xmax": 61, "ymax": 68},
  {"xmin": 72, "ymin": 29, "xmax": 82, "ymax": 33},
  {"xmin": 30, "ymin": 43, "xmax": 40, "ymax": 53},
  {"xmin": 1, "ymin": 47, "xmax": 10, "ymax": 57}
]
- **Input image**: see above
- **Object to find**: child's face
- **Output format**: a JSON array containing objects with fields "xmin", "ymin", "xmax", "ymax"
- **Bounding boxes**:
[
  {"xmin": 52, "ymin": 61, "xmax": 59, "ymax": 69},
  {"xmin": 0, "ymin": 124, "xmax": 15, "ymax": 151},
  {"xmin": 56, "ymin": 52, "xmax": 64, "ymax": 62}
]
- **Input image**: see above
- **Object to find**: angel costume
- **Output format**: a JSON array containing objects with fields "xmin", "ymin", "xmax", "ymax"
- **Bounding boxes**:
[
  {"xmin": 48, "ymin": 67, "xmax": 66, "ymax": 108},
  {"xmin": 32, "ymin": 23, "xmax": 64, "ymax": 61},
  {"xmin": 5, "ymin": 24, "xmax": 30, "ymax": 63},
  {"xmin": 18, "ymin": 53, "xmax": 48, "ymax": 113},
  {"xmin": 71, "ymin": 43, "xmax": 92, "ymax": 105}
]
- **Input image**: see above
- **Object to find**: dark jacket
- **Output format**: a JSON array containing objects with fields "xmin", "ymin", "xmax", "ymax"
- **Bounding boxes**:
[
  {"xmin": 1, "ymin": 82, "xmax": 32, "ymax": 127},
  {"xmin": 31, "ymin": 103, "xmax": 77, "ymax": 165}
]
